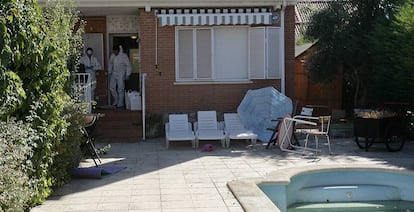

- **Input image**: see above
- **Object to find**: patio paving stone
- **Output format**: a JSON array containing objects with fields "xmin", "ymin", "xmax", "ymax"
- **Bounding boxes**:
[{"xmin": 30, "ymin": 137, "xmax": 414, "ymax": 212}]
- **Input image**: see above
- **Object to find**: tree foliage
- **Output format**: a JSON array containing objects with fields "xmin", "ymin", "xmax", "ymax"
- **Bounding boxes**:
[
  {"xmin": 0, "ymin": 119, "xmax": 38, "ymax": 212},
  {"xmin": 0, "ymin": 0, "xmax": 84, "ymax": 208},
  {"xmin": 369, "ymin": 0, "xmax": 414, "ymax": 104},
  {"xmin": 305, "ymin": 0, "xmax": 404, "ymax": 107}
]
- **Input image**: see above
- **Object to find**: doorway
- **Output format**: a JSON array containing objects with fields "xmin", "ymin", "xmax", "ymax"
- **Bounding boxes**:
[{"xmin": 108, "ymin": 34, "xmax": 140, "ymax": 104}]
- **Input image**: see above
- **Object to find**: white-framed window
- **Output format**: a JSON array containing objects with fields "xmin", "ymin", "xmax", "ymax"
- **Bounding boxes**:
[{"xmin": 175, "ymin": 26, "xmax": 281, "ymax": 82}]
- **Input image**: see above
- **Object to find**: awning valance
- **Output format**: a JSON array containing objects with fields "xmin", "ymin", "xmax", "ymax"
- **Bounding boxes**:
[{"xmin": 157, "ymin": 8, "xmax": 273, "ymax": 26}]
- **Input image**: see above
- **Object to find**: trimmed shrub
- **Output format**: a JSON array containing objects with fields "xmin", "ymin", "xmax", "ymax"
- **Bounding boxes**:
[
  {"xmin": 50, "ymin": 101, "xmax": 84, "ymax": 188},
  {"xmin": 0, "ymin": 119, "xmax": 38, "ymax": 212},
  {"xmin": 1, "ymin": 0, "xmax": 84, "ymax": 208}
]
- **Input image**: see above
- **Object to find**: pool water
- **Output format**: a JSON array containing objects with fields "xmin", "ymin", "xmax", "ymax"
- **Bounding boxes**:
[
  {"xmin": 259, "ymin": 168, "xmax": 414, "ymax": 212},
  {"xmin": 288, "ymin": 200, "xmax": 414, "ymax": 212}
]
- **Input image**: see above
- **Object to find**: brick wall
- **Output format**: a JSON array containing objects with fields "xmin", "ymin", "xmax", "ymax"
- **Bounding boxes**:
[
  {"xmin": 284, "ymin": 5, "xmax": 295, "ymax": 99},
  {"xmin": 139, "ymin": 9, "xmax": 293, "ymax": 114}
]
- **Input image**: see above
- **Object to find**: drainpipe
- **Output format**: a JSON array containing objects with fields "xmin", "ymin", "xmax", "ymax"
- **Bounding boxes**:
[
  {"xmin": 280, "ymin": 0, "xmax": 286, "ymax": 95},
  {"xmin": 154, "ymin": 9, "xmax": 159, "ymax": 73}
]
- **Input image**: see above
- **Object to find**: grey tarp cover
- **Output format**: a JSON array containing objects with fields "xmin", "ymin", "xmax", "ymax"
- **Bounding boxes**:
[{"xmin": 237, "ymin": 86, "xmax": 292, "ymax": 142}]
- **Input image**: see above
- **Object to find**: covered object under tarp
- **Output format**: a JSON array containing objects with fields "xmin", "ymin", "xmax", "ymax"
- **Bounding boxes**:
[{"xmin": 237, "ymin": 86, "xmax": 292, "ymax": 142}]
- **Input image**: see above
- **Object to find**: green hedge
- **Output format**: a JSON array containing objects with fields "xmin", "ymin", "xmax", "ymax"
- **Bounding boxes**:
[
  {"xmin": 0, "ymin": 120, "xmax": 37, "ymax": 212},
  {"xmin": 0, "ymin": 0, "xmax": 85, "ymax": 209}
]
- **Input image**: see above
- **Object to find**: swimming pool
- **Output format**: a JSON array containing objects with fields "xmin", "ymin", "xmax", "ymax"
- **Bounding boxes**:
[{"xmin": 227, "ymin": 165, "xmax": 414, "ymax": 212}]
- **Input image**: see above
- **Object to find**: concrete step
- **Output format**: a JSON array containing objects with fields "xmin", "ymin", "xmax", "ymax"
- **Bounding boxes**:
[{"xmin": 91, "ymin": 109, "xmax": 143, "ymax": 143}]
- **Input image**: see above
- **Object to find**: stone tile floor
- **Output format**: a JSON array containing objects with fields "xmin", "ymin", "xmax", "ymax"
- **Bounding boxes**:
[{"xmin": 31, "ymin": 137, "xmax": 414, "ymax": 212}]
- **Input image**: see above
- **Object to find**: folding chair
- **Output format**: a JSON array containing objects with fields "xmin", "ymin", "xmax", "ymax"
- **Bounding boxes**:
[
  {"xmin": 266, "ymin": 100, "xmax": 300, "ymax": 149},
  {"xmin": 80, "ymin": 113, "xmax": 104, "ymax": 167},
  {"xmin": 302, "ymin": 116, "xmax": 332, "ymax": 156},
  {"xmin": 277, "ymin": 115, "xmax": 319, "ymax": 155}
]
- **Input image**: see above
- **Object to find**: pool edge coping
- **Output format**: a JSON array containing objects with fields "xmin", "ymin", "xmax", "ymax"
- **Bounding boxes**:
[{"xmin": 226, "ymin": 164, "xmax": 413, "ymax": 212}]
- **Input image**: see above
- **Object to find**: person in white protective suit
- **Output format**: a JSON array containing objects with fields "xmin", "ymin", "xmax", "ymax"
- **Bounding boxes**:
[
  {"xmin": 108, "ymin": 45, "xmax": 131, "ymax": 108},
  {"xmin": 79, "ymin": 47, "xmax": 102, "ymax": 101}
]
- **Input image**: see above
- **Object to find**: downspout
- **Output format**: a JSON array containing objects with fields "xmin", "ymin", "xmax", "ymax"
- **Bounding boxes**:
[
  {"xmin": 280, "ymin": 0, "xmax": 287, "ymax": 95},
  {"xmin": 154, "ymin": 9, "xmax": 159, "ymax": 73}
]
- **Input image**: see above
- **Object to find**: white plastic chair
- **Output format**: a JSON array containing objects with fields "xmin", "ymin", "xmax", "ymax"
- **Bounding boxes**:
[
  {"xmin": 195, "ymin": 111, "xmax": 226, "ymax": 147},
  {"xmin": 302, "ymin": 116, "xmax": 332, "ymax": 155},
  {"xmin": 223, "ymin": 113, "xmax": 257, "ymax": 147},
  {"xmin": 165, "ymin": 114, "xmax": 196, "ymax": 149}
]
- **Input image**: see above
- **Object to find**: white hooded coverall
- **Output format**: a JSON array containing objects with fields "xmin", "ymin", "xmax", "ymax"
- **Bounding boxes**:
[
  {"xmin": 108, "ymin": 49, "xmax": 131, "ymax": 107},
  {"xmin": 79, "ymin": 54, "xmax": 102, "ymax": 100}
]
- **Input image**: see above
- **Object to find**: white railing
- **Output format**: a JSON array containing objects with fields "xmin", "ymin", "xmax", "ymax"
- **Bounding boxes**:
[{"xmin": 73, "ymin": 73, "xmax": 92, "ymax": 113}]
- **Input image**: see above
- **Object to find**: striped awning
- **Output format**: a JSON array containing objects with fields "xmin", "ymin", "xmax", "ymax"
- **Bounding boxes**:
[{"xmin": 157, "ymin": 8, "xmax": 273, "ymax": 26}]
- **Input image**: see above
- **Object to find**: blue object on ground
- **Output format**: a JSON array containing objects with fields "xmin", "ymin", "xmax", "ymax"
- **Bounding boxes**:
[
  {"xmin": 237, "ymin": 86, "xmax": 292, "ymax": 142},
  {"xmin": 72, "ymin": 166, "xmax": 126, "ymax": 179}
]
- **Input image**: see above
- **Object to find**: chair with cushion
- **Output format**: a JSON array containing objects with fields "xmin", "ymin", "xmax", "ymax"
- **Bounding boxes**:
[
  {"xmin": 165, "ymin": 114, "xmax": 196, "ymax": 149},
  {"xmin": 302, "ymin": 115, "xmax": 332, "ymax": 156},
  {"xmin": 194, "ymin": 111, "xmax": 226, "ymax": 147},
  {"xmin": 223, "ymin": 113, "xmax": 258, "ymax": 147}
]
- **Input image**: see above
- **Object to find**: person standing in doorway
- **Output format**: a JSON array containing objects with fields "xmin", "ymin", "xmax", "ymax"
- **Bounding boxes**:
[
  {"xmin": 79, "ymin": 47, "xmax": 102, "ymax": 101},
  {"xmin": 109, "ymin": 45, "xmax": 131, "ymax": 108}
]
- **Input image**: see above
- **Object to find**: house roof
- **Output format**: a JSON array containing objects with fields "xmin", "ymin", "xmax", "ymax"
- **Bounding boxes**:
[
  {"xmin": 295, "ymin": 42, "xmax": 315, "ymax": 57},
  {"xmin": 39, "ymin": 0, "xmax": 297, "ymax": 16},
  {"xmin": 295, "ymin": 0, "xmax": 330, "ymax": 39}
]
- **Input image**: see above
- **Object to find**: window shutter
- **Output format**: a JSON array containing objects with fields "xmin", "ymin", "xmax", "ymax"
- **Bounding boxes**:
[
  {"xmin": 266, "ymin": 27, "xmax": 281, "ymax": 79},
  {"xmin": 196, "ymin": 29, "xmax": 212, "ymax": 79},
  {"xmin": 178, "ymin": 29, "xmax": 194, "ymax": 79},
  {"xmin": 214, "ymin": 27, "xmax": 248, "ymax": 80},
  {"xmin": 249, "ymin": 27, "xmax": 266, "ymax": 79}
]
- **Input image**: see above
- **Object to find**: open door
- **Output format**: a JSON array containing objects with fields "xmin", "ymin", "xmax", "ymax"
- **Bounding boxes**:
[
  {"xmin": 83, "ymin": 33, "xmax": 107, "ymax": 105},
  {"xmin": 109, "ymin": 34, "xmax": 140, "ymax": 106}
]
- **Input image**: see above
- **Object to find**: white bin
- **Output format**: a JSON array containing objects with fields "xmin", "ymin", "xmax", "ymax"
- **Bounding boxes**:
[{"xmin": 126, "ymin": 91, "xmax": 141, "ymax": 111}]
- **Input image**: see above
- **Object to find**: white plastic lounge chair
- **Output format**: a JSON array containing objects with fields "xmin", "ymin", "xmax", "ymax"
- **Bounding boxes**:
[
  {"xmin": 224, "ymin": 113, "xmax": 257, "ymax": 147},
  {"xmin": 165, "ymin": 114, "xmax": 196, "ymax": 149},
  {"xmin": 195, "ymin": 111, "xmax": 226, "ymax": 147},
  {"xmin": 277, "ymin": 114, "xmax": 318, "ymax": 155}
]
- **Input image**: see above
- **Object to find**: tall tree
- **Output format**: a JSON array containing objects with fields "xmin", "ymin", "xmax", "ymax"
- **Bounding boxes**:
[
  {"xmin": 305, "ymin": 0, "xmax": 403, "ymax": 107},
  {"xmin": 369, "ymin": 0, "xmax": 414, "ymax": 104}
]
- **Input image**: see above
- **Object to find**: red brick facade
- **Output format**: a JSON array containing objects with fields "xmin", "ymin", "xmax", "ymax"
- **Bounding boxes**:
[
  {"xmin": 284, "ymin": 5, "xmax": 296, "ymax": 98},
  {"xmin": 139, "ymin": 8, "xmax": 295, "ymax": 113}
]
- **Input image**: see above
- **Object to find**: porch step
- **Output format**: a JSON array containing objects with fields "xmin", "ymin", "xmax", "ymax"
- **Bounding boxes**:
[{"xmin": 92, "ymin": 109, "xmax": 143, "ymax": 143}]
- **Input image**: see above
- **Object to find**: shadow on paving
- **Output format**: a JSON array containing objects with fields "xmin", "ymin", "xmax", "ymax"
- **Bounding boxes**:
[{"xmin": 48, "ymin": 137, "xmax": 414, "ymax": 200}]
